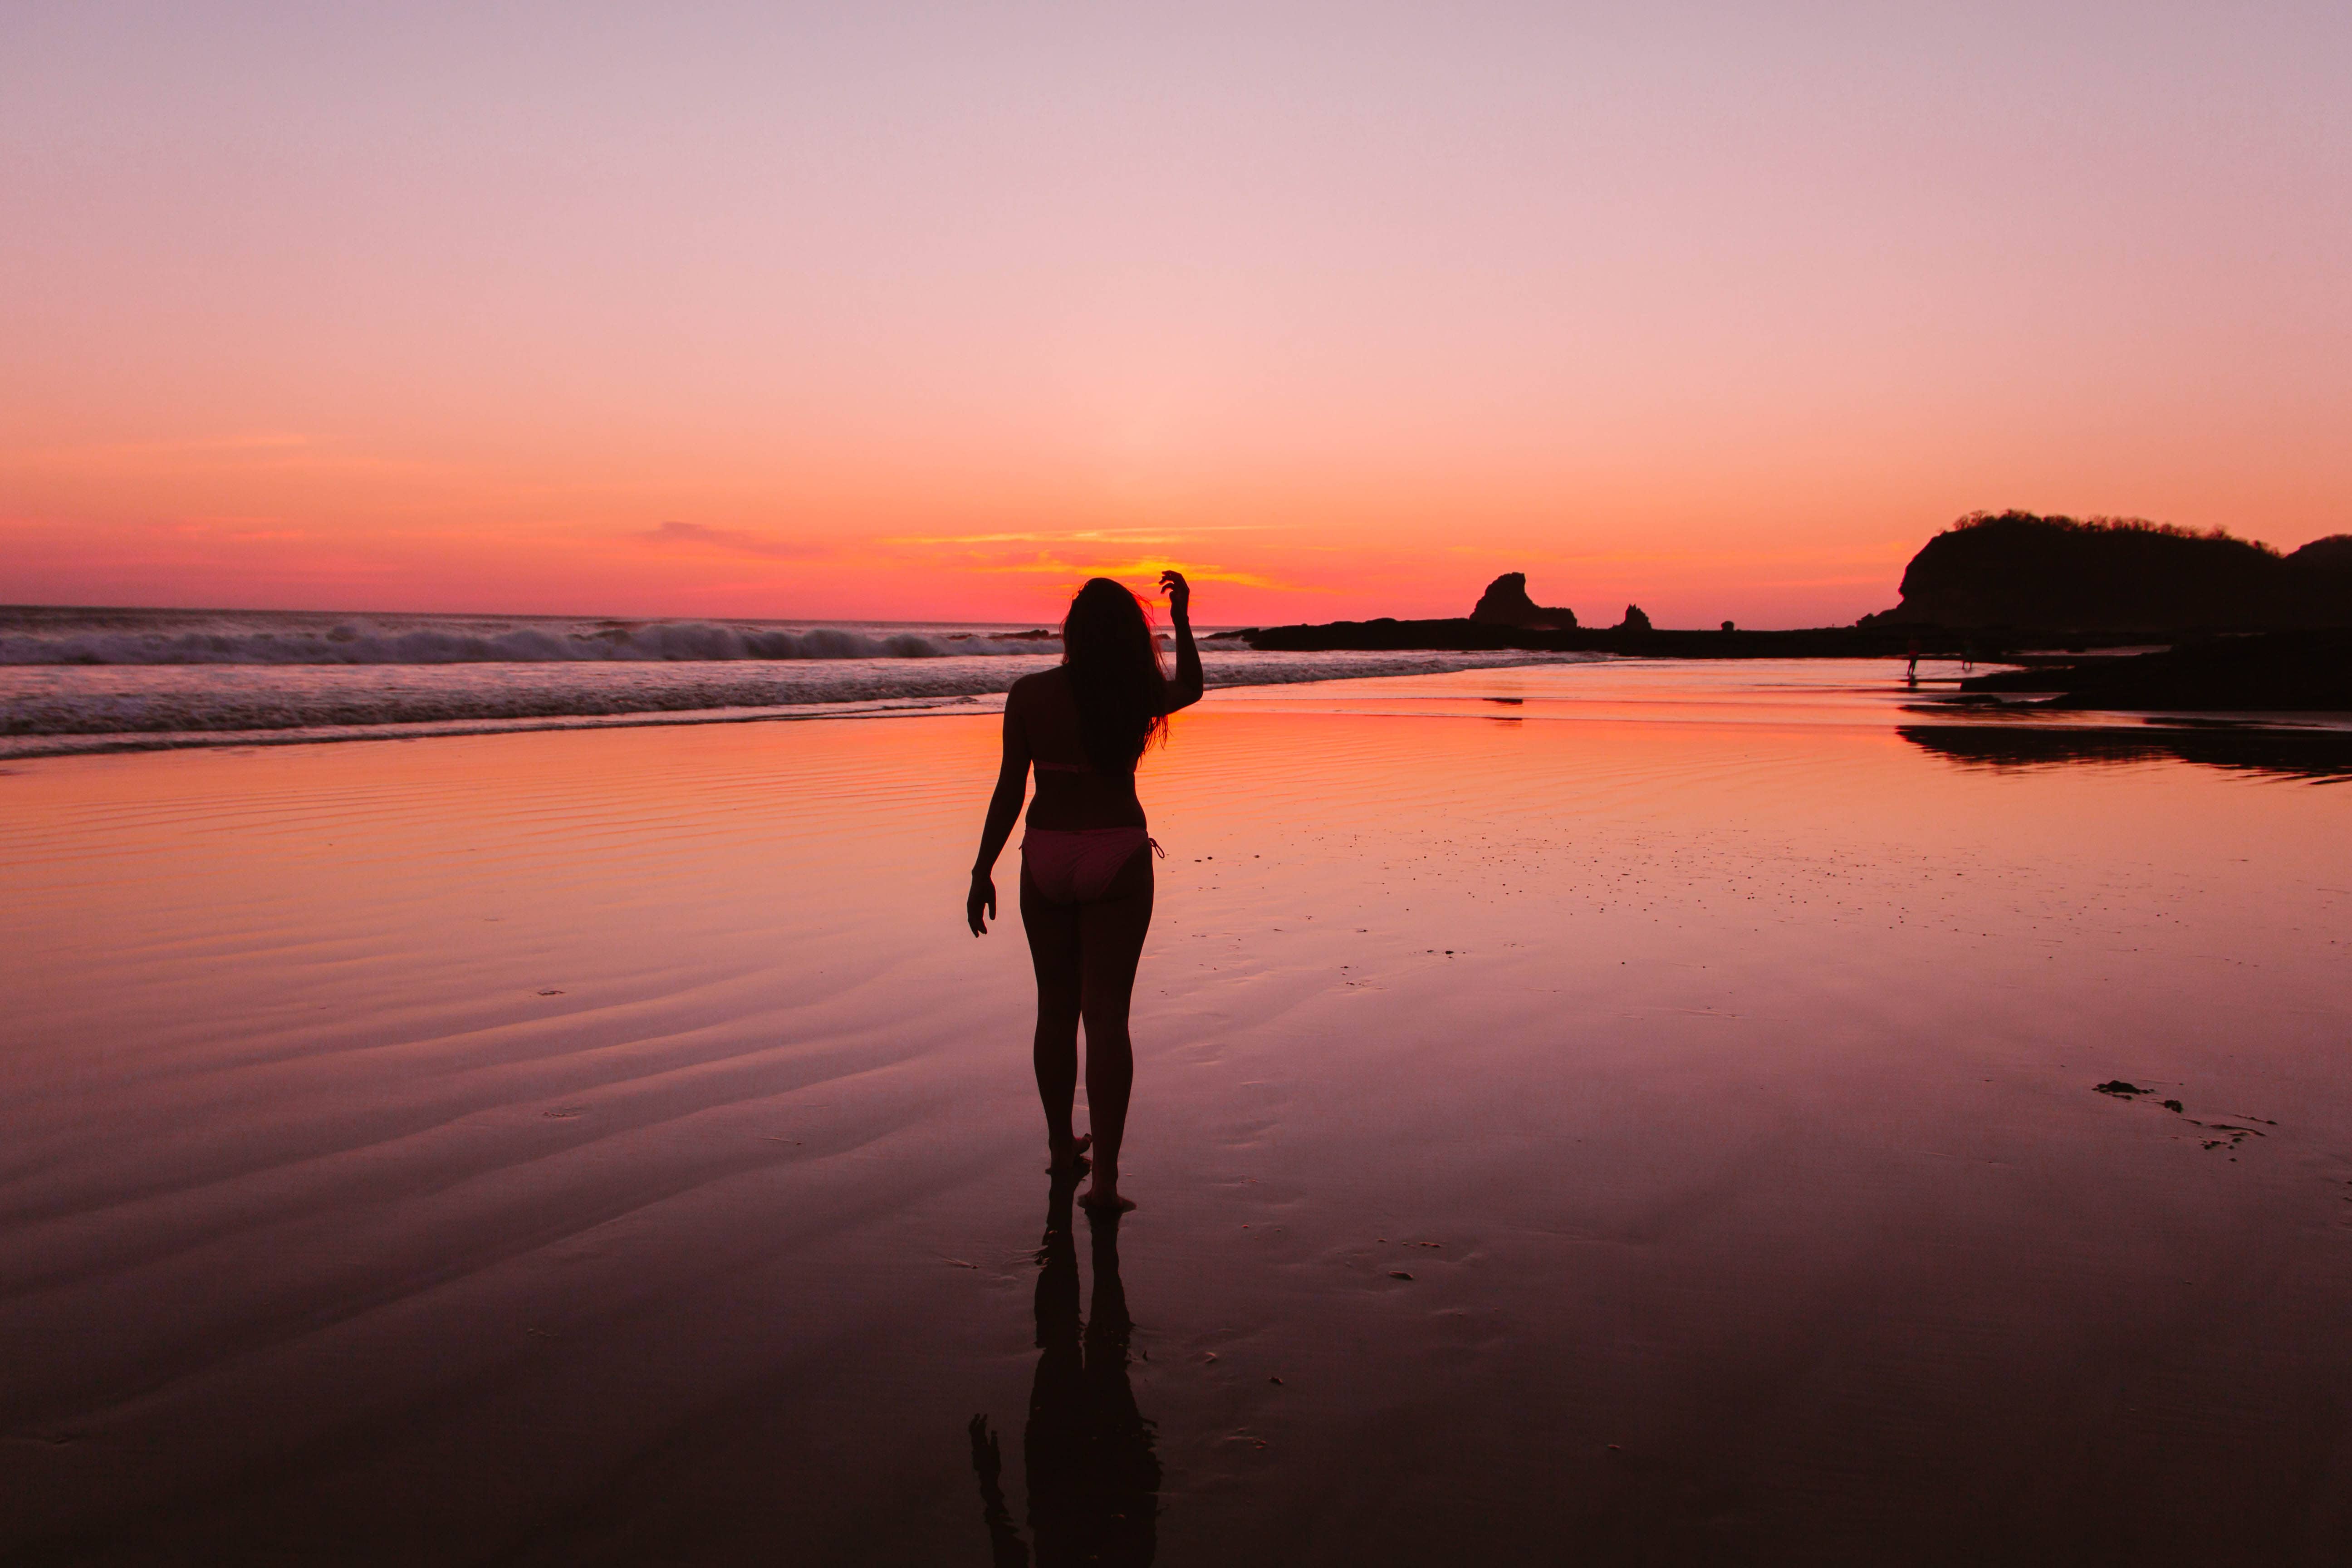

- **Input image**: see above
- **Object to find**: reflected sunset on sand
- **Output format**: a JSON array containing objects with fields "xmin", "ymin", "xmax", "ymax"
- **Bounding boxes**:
[{"xmin": 4, "ymin": 661, "xmax": 2347, "ymax": 1561}]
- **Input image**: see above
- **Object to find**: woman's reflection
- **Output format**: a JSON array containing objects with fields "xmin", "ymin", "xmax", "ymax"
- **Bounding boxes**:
[{"xmin": 970, "ymin": 1170, "xmax": 1160, "ymax": 1565}]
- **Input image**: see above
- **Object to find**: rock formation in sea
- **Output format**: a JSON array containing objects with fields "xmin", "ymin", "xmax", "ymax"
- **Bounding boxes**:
[
  {"xmin": 1616, "ymin": 604, "xmax": 1652, "ymax": 633},
  {"xmin": 1862, "ymin": 512, "xmax": 2352, "ymax": 631},
  {"xmin": 1468, "ymin": 573, "xmax": 1578, "ymax": 630}
]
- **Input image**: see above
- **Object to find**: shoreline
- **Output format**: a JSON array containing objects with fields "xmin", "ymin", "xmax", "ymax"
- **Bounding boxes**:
[
  {"xmin": 0, "ymin": 650, "xmax": 1607, "ymax": 762},
  {"xmin": 13, "ymin": 647, "xmax": 2352, "ymax": 765},
  {"xmin": 0, "ymin": 695, "xmax": 981, "ymax": 762}
]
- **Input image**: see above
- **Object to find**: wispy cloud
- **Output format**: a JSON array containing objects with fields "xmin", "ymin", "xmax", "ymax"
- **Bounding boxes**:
[
  {"xmin": 950, "ymin": 551, "xmax": 1323, "ymax": 593},
  {"xmin": 882, "ymin": 525, "xmax": 1274, "ymax": 547},
  {"xmin": 637, "ymin": 520, "xmax": 825, "ymax": 559},
  {"xmin": 1445, "ymin": 543, "xmax": 1913, "ymax": 570}
]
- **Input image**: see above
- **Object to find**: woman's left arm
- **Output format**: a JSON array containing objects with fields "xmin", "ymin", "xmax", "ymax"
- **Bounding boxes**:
[
  {"xmin": 1161, "ymin": 570, "xmax": 1204, "ymax": 712},
  {"xmin": 967, "ymin": 689, "xmax": 1033, "ymax": 936}
]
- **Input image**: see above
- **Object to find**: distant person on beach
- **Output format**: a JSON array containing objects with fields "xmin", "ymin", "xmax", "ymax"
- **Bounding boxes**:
[{"xmin": 968, "ymin": 570, "xmax": 1204, "ymax": 1212}]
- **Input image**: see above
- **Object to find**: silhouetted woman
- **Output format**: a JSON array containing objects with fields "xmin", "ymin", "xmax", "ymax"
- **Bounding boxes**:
[{"xmin": 968, "ymin": 571, "xmax": 1203, "ymax": 1213}]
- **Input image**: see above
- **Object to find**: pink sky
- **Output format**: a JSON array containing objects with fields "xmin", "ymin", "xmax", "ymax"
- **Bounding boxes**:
[{"xmin": 5, "ymin": 2, "xmax": 2347, "ymax": 627}]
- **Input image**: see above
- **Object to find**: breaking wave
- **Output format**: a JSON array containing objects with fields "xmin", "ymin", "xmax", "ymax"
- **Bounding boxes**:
[
  {"xmin": 0, "ymin": 608, "xmax": 1058, "ymax": 666},
  {"xmin": 0, "ymin": 643, "xmax": 1604, "ymax": 758}
]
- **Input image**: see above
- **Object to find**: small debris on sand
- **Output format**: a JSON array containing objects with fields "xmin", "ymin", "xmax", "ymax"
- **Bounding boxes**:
[
  {"xmin": 2095, "ymin": 1080, "xmax": 2146, "ymax": 1097},
  {"xmin": 537, "ymin": 989, "xmax": 564, "ymax": 996},
  {"xmin": 1269, "ymin": 1376, "xmax": 1284, "ymax": 1385},
  {"xmin": 1389, "ymin": 1271, "xmax": 1414, "ymax": 1281},
  {"xmin": 2162, "ymin": 1100, "xmax": 2184, "ymax": 1113}
]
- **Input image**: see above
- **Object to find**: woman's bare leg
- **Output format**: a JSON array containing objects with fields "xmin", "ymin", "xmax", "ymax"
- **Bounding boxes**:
[
  {"xmin": 1076, "ymin": 848, "xmax": 1154, "ymax": 1210},
  {"xmin": 1020, "ymin": 865, "xmax": 1090, "ymax": 1172}
]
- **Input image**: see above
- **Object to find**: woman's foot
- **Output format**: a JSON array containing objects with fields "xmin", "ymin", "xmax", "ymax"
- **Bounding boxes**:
[
  {"xmin": 1079, "ymin": 1166, "xmax": 1135, "ymax": 1213},
  {"xmin": 1047, "ymin": 1132, "xmax": 1092, "ymax": 1175}
]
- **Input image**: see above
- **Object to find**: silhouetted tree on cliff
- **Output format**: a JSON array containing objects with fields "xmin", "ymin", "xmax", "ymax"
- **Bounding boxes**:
[{"xmin": 1865, "ymin": 511, "xmax": 2352, "ymax": 631}]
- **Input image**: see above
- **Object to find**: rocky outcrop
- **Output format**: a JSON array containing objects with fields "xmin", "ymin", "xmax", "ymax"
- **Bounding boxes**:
[
  {"xmin": 1863, "ymin": 513, "xmax": 2352, "ymax": 631},
  {"xmin": 1616, "ymin": 605, "xmax": 1652, "ymax": 633},
  {"xmin": 1468, "ymin": 573, "xmax": 1578, "ymax": 630}
]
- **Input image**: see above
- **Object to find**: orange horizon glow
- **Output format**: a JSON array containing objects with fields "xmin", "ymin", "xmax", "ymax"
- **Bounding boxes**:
[{"xmin": 5, "ymin": 5, "xmax": 2348, "ymax": 630}]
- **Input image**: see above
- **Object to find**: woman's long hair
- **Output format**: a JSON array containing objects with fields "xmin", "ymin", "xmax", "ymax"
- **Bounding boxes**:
[{"xmin": 1061, "ymin": 578, "xmax": 1170, "ymax": 775}]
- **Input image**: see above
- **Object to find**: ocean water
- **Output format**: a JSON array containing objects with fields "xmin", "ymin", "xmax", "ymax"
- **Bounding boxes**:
[
  {"xmin": 0, "ymin": 606, "xmax": 1602, "ymax": 757},
  {"xmin": 0, "ymin": 605, "xmax": 1063, "ymax": 665}
]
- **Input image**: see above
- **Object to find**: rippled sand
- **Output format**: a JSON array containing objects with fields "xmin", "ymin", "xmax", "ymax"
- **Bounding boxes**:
[{"xmin": 4, "ymin": 662, "xmax": 2349, "ymax": 1563}]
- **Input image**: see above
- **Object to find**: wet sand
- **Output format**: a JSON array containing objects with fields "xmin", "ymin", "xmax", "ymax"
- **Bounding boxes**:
[{"xmin": 4, "ymin": 662, "xmax": 2350, "ymax": 1564}]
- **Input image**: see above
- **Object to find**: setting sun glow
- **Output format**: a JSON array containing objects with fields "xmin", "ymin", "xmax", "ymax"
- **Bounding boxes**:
[{"xmin": 5, "ymin": 4, "xmax": 2347, "ymax": 626}]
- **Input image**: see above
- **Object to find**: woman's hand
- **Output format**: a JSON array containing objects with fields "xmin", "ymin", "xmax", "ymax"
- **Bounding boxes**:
[
  {"xmin": 1160, "ymin": 568, "xmax": 1204, "ymax": 710},
  {"xmin": 967, "ymin": 871, "xmax": 997, "ymax": 936}
]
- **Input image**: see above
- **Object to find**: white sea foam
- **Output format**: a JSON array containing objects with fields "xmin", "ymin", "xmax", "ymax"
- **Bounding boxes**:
[
  {"xmin": 0, "ymin": 618, "xmax": 1603, "ymax": 758},
  {"xmin": 0, "ymin": 608, "xmax": 1059, "ymax": 666}
]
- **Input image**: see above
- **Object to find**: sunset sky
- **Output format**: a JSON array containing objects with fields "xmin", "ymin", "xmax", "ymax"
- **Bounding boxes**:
[{"xmin": 5, "ymin": 2, "xmax": 2347, "ymax": 627}]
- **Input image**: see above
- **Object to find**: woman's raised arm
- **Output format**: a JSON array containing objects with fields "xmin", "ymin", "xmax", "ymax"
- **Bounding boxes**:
[{"xmin": 1160, "ymin": 570, "xmax": 1204, "ymax": 712}]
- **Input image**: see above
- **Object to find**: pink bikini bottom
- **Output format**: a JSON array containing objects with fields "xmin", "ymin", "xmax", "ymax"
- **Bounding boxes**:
[{"xmin": 1021, "ymin": 828, "xmax": 1163, "ymax": 904}]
